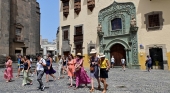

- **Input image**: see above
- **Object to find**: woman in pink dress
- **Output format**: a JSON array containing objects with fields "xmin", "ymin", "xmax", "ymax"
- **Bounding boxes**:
[
  {"xmin": 4, "ymin": 56, "xmax": 13, "ymax": 83},
  {"xmin": 67, "ymin": 54, "xmax": 75, "ymax": 87},
  {"xmin": 74, "ymin": 53, "xmax": 91, "ymax": 90}
]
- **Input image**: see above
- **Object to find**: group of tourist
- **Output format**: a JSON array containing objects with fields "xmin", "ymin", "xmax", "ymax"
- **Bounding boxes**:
[
  {"xmin": 3, "ymin": 48, "xmax": 153, "ymax": 93},
  {"xmin": 3, "ymin": 49, "xmax": 110, "ymax": 93},
  {"xmin": 57, "ymin": 49, "xmax": 110, "ymax": 93}
]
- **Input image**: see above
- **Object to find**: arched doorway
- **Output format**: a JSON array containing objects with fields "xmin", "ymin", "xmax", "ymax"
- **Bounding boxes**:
[{"xmin": 110, "ymin": 43, "xmax": 126, "ymax": 66}]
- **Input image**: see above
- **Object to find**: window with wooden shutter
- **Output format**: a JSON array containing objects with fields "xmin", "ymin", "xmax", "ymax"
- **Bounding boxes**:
[
  {"xmin": 75, "ymin": 26, "xmax": 82, "ymax": 35},
  {"xmin": 74, "ymin": 26, "xmax": 83, "ymax": 42},
  {"xmin": 64, "ymin": 30, "xmax": 68, "ymax": 40},
  {"xmin": 148, "ymin": 14, "xmax": 160, "ymax": 27},
  {"xmin": 144, "ymin": 11, "xmax": 164, "ymax": 31},
  {"xmin": 75, "ymin": 44, "xmax": 82, "ymax": 55}
]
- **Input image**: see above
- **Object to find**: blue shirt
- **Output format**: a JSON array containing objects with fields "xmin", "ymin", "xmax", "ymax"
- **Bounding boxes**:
[
  {"xmin": 17, "ymin": 58, "xmax": 21, "ymax": 65},
  {"xmin": 147, "ymin": 57, "xmax": 152, "ymax": 64}
]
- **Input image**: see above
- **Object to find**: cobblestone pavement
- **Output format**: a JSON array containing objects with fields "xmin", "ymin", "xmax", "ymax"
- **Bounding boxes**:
[{"xmin": 0, "ymin": 64, "xmax": 170, "ymax": 93}]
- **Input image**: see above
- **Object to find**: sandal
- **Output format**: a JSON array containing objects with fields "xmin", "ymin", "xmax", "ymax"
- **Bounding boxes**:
[
  {"xmin": 90, "ymin": 88, "xmax": 94, "ymax": 92},
  {"xmin": 98, "ymin": 85, "xmax": 101, "ymax": 90},
  {"xmin": 54, "ymin": 78, "xmax": 57, "ymax": 81},
  {"xmin": 84, "ymin": 86, "xmax": 87, "ymax": 88},
  {"xmin": 74, "ymin": 87, "xmax": 78, "ymax": 90},
  {"xmin": 69, "ymin": 85, "xmax": 73, "ymax": 87}
]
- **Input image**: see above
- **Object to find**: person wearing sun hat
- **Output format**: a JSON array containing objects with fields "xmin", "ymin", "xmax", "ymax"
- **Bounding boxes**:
[
  {"xmin": 89, "ymin": 49, "xmax": 101, "ymax": 92},
  {"xmin": 74, "ymin": 53, "xmax": 91, "ymax": 90},
  {"xmin": 98, "ymin": 53, "xmax": 110, "ymax": 93}
]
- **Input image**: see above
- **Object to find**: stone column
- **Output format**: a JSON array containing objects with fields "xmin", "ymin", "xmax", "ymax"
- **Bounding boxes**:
[
  {"xmin": 43, "ymin": 47, "xmax": 47, "ymax": 59},
  {"xmin": 107, "ymin": 50, "xmax": 110, "ymax": 62},
  {"xmin": 21, "ymin": 46, "xmax": 28, "ymax": 56}
]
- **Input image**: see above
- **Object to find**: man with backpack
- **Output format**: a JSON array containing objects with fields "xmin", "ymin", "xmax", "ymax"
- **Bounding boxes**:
[{"xmin": 34, "ymin": 54, "xmax": 46, "ymax": 91}]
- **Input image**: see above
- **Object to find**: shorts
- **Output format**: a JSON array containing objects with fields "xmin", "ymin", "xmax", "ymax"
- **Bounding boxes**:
[
  {"xmin": 147, "ymin": 64, "xmax": 152, "ymax": 68},
  {"xmin": 100, "ymin": 68, "xmax": 108, "ymax": 78},
  {"xmin": 18, "ymin": 64, "xmax": 24, "ymax": 69},
  {"xmin": 111, "ymin": 62, "xmax": 114, "ymax": 65}
]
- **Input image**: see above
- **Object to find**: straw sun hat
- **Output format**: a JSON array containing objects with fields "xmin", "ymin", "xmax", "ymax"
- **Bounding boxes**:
[
  {"xmin": 76, "ymin": 53, "xmax": 83, "ymax": 56},
  {"xmin": 99, "ymin": 53, "xmax": 105, "ymax": 58},
  {"xmin": 90, "ymin": 49, "xmax": 97, "ymax": 54}
]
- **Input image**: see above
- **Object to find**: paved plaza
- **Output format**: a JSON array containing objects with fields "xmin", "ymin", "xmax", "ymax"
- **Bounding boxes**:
[{"xmin": 0, "ymin": 64, "xmax": 170, "ymax": 93}]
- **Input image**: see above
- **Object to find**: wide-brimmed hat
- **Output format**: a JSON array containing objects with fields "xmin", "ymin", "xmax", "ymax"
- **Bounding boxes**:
[
  {"xmin": 99, "ymin": 53, "xmax": 105, "ymax": 58},
  {"xmin": 76, "ymin": 53, "xmax": 83, "ymax": 56},
  {"xmin": 90, "ymin": 49, "xmax": 97, "ymax": 54}
]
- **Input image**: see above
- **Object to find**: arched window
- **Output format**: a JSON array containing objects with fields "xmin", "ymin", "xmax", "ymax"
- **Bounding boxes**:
[{"xmin": 111, "ymin": 18, "xmax": 122, "ymax": 30}]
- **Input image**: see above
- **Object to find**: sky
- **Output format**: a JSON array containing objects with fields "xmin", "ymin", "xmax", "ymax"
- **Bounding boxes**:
[{"xmin": 37, "ymin": 0, "xmax": 59, "ymax": 42}]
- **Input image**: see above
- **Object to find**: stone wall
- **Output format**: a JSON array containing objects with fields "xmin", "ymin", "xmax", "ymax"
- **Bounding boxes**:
[
  {"xmin": 0, "ymin": 0, "xmax": 10, "ymax": 56},
  {"xmin": 0, "ymin": 0, "xmax": 40, "ymax": 62},
  {"xmin": 15, "ymin": 0, "xmax": 40, "ymax": 55}
]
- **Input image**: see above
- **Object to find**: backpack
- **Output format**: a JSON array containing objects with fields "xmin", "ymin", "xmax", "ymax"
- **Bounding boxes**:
[{"xmin": 40, "ymin": 58, "xmax": 48, "ymax": 71}]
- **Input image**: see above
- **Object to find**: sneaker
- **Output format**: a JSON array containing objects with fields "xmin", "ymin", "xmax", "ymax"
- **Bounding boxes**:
[
  {"xmin": 37, "ymin": 87, "xmax": 41, "ymax": 90},
  {"xmin": 41, "ymin": 86, "xmax": 45, "ymax": 91},
  {"xmin": 31, "ymin": 74, "xmax": 34, "ymax": 77}
]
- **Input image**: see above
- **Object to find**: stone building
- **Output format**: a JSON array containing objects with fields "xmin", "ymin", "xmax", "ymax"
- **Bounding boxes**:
[
  {"xmin": 0, "ymin": 0, "xmax": 40, "ymax": 60},
  {"xmin": 59, "ymin": 0, "xmax": 170, "ymax": 70},
  {"xmin": 56, "ymin": 27, "xmax": 60, "ymax": 56},
  {"xmin": 41, "ymin": 38, "xmax": 57, "ymax": 59}
]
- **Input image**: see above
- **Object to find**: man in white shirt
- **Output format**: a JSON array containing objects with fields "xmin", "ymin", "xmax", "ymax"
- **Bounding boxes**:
[
  {"xmin": 121, "ymin": 58, "xmax": 126, "ymax": 71},
  {"xmin": 34, "ymin": 54, "xmax": 46, "ymax": 91},
  {"xmin": 111, "ymin": 56, "xmax": 115, "ymax": 68}
]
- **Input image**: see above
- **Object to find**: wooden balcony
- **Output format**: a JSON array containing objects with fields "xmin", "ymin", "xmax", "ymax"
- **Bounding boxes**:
[
  {"xmin": 63, "ymin": 5, "xmax": 69, "ymax": 17},
  {"xmin": 87, "ymin": 0, "xmax": 95, "ymax": 11},
  {"xmin": 60, "ymin": 0, "xmax": 70, "ymax": 2},
  {"xmin": 74, "ymin": 1, "xmax": 81, "ymax": 14},
  {"xmin": 74, "ymin": 34, "xmax": 83, "ymax": 43}
]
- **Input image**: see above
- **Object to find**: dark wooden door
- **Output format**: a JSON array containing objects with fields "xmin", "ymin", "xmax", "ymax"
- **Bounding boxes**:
[
  {"xmin": 63, "ymin": 51, "xmax": 70, "ymax": 57},
  {"xmin": 110, "ymin": 44, "xmax": 126, "ymax": 66},
  {"xmin": 75, "ymin": 44, "xmax": 82, "ymax": 55},
  {"xmin": 149, "ymin": 48, "xmax": 163, "ymax": 69}
]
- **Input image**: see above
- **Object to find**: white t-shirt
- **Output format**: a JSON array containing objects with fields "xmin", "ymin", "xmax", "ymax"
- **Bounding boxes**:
[
  {"xmin": 36, "ymin": 58, "xmax": 46, "ymax": 71},
  {"xmin": 30, "ymin": 58, "xmax": 32, "ymax": 67},
  {"xmin": 111, "ymin": 57, "xmax": 115, "ymax": 62},
  {"xmin": 121, "ymin": 59, "xmax": 125, "ymax": 64}
]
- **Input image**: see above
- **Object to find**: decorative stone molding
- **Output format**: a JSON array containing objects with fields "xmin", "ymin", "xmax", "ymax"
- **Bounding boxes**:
[
  {"xmin": 98, "ymin": 1, "xmax": 138, "ymax": 66},
  {"xmin": 87, "ymin": 41, "xmax": 95, "ymax": 55},
  {"xmin": 14, "ymin": 23, "xmax": 24, "ymax": 43},
  {"xmin": 130, "ymin": 27, "xmax": 138, "ymax": 33},
  {"xmin": 97, "ymin": 31, "xmax": 104, "ymax": 37}
]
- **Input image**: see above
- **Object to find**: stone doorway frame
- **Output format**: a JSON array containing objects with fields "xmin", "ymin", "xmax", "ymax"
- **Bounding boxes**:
[{"xmin": 145, "ymin": 44, "xmax": 168, "ymax": 70}]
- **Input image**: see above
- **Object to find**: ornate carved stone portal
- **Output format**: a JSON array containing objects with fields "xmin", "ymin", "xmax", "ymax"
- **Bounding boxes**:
[{"xmin": 98, "ymin": 1, "xmax": 139, "ymax": 68}]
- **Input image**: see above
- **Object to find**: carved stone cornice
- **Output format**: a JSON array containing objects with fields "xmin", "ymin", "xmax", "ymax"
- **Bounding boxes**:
[{"xmin": 98, "ymin": 1, "xmax": 135, "ymax": 23}]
